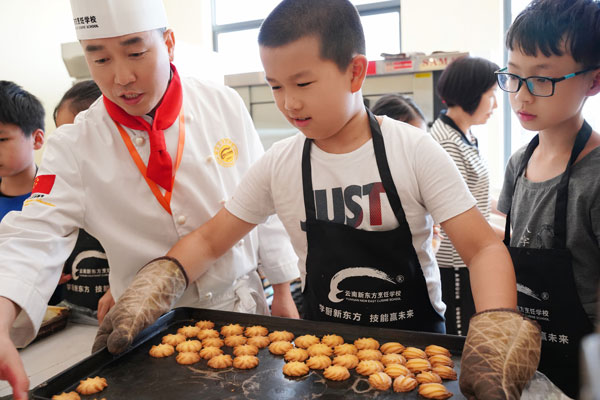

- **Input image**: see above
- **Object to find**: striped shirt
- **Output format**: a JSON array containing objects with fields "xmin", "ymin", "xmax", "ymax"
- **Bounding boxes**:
[{"xmin": 430, "ymin": 114, "xmax": 491, "ymax": 268}]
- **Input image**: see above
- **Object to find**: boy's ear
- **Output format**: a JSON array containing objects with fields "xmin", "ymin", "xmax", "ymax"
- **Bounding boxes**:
[
  {"xmin": 586, "ymin": 68, "xmax": 600, "ymax": 96},
  {"xmin": 349, "ymin": 54, "xmax": 368, "ymax": 93},
  {"xmin": 32, "ymin": 129, "xmax": 44, "ymax": 151},
  {"xmin": 163, "ymin": 29, "xmax": 175, "ymax": 62}
]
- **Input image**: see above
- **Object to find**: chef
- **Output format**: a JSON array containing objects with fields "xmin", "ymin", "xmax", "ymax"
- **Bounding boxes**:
[{"xmin": 0, "ymin": 0, "xmax": 298, "ymax": 398}]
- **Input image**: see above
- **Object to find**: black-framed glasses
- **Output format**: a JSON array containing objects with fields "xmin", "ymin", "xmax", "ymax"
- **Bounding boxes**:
[{"xmin": 495, "ymin": 66, "xmax": 599, "ymax": 97}]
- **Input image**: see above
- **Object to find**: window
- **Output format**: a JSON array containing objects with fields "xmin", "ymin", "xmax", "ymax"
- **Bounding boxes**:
[{"xmin": 212, "ymin": 0, "xmax": 401, "ymax": 75}]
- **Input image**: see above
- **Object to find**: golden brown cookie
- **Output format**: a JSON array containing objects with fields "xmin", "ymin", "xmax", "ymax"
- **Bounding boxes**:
[
  {"xmin": 199, "ymin": 346, "xmax": 224, "ymax": 360},
  {"xmin": 368, "ymin": 371, "xmax": 392, "ymax": 390},
  {"xmin": 194, "ymin": 320, "xmax": 215, "ymax": 329},
  {"xmin": 332, "ymin": 354, "xmax": 359, "ymax": 369},
  {"xmin": 320, "ymin": 334, "xmax": 344, "ymax": 347},
  {"xmin": 416, "ymin": 371, "xmax": 443, "ymax": 384},
  {"xmin": 381, "ymin": 353, "xmax": 406, "ymax": 366},
  {"xmin": 202, "ymin": 337, "xmax": 225, "ymax": 348},
  {"xmin": 176, "ymin": 340, "xmax": 202, "ymax": 353},
  {"xmin": 197, "ymin": 329, "xmax": 220, "ymax": 340},
  {"xmin": 418, "ymin": 382, "xmax": 453, "ymax": 399},
  {"xmin": 406, "ymin": 358, "xmax": 432, "ymax": 374},
  {"xmin": 294, "ymin": 334, "xmax": 320, "ymax": 349},
  {"xmin": 428, "ymin": 354, "xmax": 454, "ymax": 368},
  {"xmin": 393, "ymin": 375, "xmax": 418, "ymax": 393},
  {"xmin": 334, "ymin": 343, "xmax": 358, "ymax": 356},
  {"xmin": 207, "ymin": 354, "xmax": 233, "ymax": 369},
  {"xmin": 354, "ymin": 337, "xmax": 379, "ymax": 350},
  {"xmin": 176, "ymin": 351, "xmax": 201, "ymax": 365},
  {"xmin": 355, "ymin": 360, "xmax": 384, "ymax": 376},
  {"xmin": 244, "ymin": 325, "xmax": 268, "ymax": 337},
  {"xmin": 306, "ymin": 355, "xmax": 332, "ymax": 370},
  {"xmin": 233, "ymin": 355, "xmax": 260, "ymax": 369},
  {"xmin": 384, "ymin": 363, "xmax": 412, "ymax": 378},
  {"xmin": 425, "ymin": 344, "xmax": 451, "ymax": 358},
  {"xmin": 282, "ymin": 361, "xmax": 309, "ymax": 377},
  {"xmin": 76, "ymin": 376, "xmax": 107, "ymax": 395},
  {"xmin": 357, "ymin": 349, "xmax": 382, "ymax": 361},
  {"xmin": 247, "ymin": 335, "xmax": 270, "ymax": 349},
  {"xmin": 177, "ymin": 325, "xmax": 201, "ymax": 338},
  {"xmin": 284, "ymin": 348, "xmax": 309, "ymax": 362},
  {"xmin": 52, "ymin": 392, "xmax": 81, "ymax": 400},
  {"xmin": 402, "ymin": 346, "xmax": 427, "ymax": 359},
  {"xmin": 233, "ymin": 344, "xmax": 259, "ymax": 357},
  {"xmin": 307, "ymin": 343, "xmax": 333, "ymax": 357},
  {"xmin": 149, "ymin": 343, "xmax": 175, "ymax": 358},
  {"xmin": 269, "ymin": 340, "xmax": 294, "ymax": 355},
  {"xmin": 220, "ymin": 323, "xmax": 244, "ymax": 337},
  {"xmin": 161, "ymin": 333, "xmax": 186, "ymax": 346},
  {"xmin": 224, "ymin": 335, "xmax": 247, "ymax": 347},
  {"xmin": 432, "ymin": 365, "xmax": 457, "ymax": 380},
  {"xmin": 323, "ymin": 365, "xmax": 350, "ymax": 381},
  {"xmin": 269, "ymin": 330, "xmax": 294, "ymax": 342},
  {"xmin": 380, "ymin": 342, "xmax": 406, "ymax": 354}
]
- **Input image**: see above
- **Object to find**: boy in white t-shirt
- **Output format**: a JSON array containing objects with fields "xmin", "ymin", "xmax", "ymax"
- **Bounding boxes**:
[{"xmin": 98, "ymin": 0, "xmax": 540, "ymax": 397}]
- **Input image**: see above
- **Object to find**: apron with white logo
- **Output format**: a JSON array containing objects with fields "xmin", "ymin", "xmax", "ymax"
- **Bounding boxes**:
[
  {"xmin": 504, "ymin": 121, "xmax": 594, "ymax": 398},
  {"xmin": 301, "ymin": 109, "xmax": 445, "ymax": 333}
]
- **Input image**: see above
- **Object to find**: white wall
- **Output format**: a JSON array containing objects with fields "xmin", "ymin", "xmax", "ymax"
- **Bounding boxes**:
[
  {"xmin": 0, "ymin": 0, "xmax": 214, "ymax": 163},
  {"xmin": 401, "ymin": 0, "xmax": 506, "ymax": 191}
]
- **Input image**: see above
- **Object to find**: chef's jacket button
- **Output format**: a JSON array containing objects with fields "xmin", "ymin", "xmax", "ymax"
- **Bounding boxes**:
[
  {"xmin": 186, "ymin": 114, "xmax": 193, "ymax": 123},
  {"xmin": 134, "ymin": 136, "xmax": 145, "ymax": 146},
  {"xmin": 237, "ymin": 239, "xmax": 245, "ymax": 247},
  {"xmin": 205, "ymin": 292, "xmax": 213, "ymax": 299},
  {"xmin": 176, "ymin": 215, "xmax": 187, "ymax": 225},
  {"xmin": 206, "ymin": 155, "xmax": 214, "ymax": 163}
]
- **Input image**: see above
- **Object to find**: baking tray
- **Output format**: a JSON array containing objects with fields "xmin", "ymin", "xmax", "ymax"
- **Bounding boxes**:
[
  {"xmin": 33, "ymin": 306, "xmax": 70, "ymax": 343},
  {"xmin": 32, "ymin": 307, "xmax": 466, "ymax": 399}
]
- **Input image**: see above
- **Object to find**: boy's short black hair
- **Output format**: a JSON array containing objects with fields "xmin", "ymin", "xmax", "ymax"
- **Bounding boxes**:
[
  {"xmin": 0, "ymin": 80, "xmax": 45, "ymax": 137},
  {"xmin": 506, "ymin": 0, "xmax": 600, "ymax": 68},
  {"xmin": 371, "ymin": 94, "xmax": 426, "ymax": 124},
  {"xmin": 53, "ymin": 80, "xmax": 102, "ymax": 125},
  {"xmin": 258, "ymin": 0, "xmax": 366, "ymax": 71},
  {"xmin": 436, "ymin": 56, "xmax": 499, "ymax": 115}
]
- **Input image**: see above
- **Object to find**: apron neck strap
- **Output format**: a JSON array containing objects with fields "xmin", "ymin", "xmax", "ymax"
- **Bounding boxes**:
[{"xmin": 504, "ymin": 120, "xmax": 592, "ymax": 248}]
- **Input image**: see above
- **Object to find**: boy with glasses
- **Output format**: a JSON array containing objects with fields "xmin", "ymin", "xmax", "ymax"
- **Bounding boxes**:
[{"xmin": 496, "ymin": 0, "xmax": 600, "ymax": 397}]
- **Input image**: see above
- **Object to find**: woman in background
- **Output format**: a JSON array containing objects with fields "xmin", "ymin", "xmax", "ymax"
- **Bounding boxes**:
[{"xmin": 430, "ymin": 56, "xmax": 501, "ymax": 335}]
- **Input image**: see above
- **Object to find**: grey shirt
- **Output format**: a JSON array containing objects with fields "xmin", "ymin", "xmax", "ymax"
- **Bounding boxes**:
[{"xmin": 498, "ymin": 145, "xmax": 600, "ymax": 323}]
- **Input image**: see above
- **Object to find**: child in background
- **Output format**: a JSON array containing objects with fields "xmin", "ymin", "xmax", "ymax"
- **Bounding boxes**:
[
  {"xmin": 497, "ymin": 0, "xmax": 600, "ymax": 397},
  {"xmin": 52, "ymin": 80, "xmax": 114, "ymax": 325},
  {"xmin": 0, "ymin": 81, "xmax": 44, "ymax": 221},
  {"xmin": 371, "ymin": 93, "xmax": 442, "ymax": 254},
  {"xmin": 430, "ymin": 56, "xmax": 502, "ymax": 336},
  {"xmin": 98, "ymin": 1, "xmax": 541, "ymax": 398}
]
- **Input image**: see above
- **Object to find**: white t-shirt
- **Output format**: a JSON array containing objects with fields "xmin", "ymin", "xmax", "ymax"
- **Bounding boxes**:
[{"xmin": 226, "ymin": 117, "xmax": 476, "ymax": 316}]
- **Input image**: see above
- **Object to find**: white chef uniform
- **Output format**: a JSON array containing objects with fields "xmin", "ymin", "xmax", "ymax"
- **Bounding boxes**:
[{"xmin": 0, "ymin": 77, "xmax": 299, "ymax": 346}]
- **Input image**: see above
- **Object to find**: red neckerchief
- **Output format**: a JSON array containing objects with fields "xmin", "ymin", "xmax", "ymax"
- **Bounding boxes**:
[{"xmin": 103, "ymin": 63, "xmax": 182, "ymax": 191}]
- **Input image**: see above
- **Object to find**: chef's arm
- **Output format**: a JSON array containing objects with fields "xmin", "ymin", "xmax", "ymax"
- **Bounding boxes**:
[
  {"xmin": 168, "ymin": 208, "xmax": 257, "ymax": 282},
  {"xmin": 441, "ymin": 206, "xmax": 516, "ymax": 311},
  {"xmin": 0, "ymin": 297, "xmax": 29, "ymax": 400},
  {"xmin": 441, "ymin": 206, "xmax": 541, "ymax": 399},
  {"xmin": 271, "ymin": 281, "xmax": 300, "ymax": 318}
]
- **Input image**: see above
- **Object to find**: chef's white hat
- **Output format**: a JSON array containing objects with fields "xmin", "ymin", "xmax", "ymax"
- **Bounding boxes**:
[{"xmin": 70, "ymin": 0, "xmax": 168, "ymax": 40}]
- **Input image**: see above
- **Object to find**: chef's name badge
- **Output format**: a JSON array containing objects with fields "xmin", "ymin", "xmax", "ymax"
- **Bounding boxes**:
[{"xmin": 214, "ymin": 139, "xmax": 239, "ymax": 167}]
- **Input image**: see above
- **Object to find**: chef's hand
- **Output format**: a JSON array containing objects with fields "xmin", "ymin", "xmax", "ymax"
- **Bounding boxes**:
[
  {"xmin": 270, "ymin": 282, "xmax": 299, "ymax": 319},
  {"xmin": 0, "ymin": 297, "xmax": 29, "ymax": 400},
  {"xmin": 459, "ymin": 309, "xmax": 541, "ymax": 400},
  {"xmin": 92, "ymin": 257, "xmax": 188, "ymax": 354},
  {"xmin": 96, "ymin": 288, "xmax": 115, "ymax": 325}
]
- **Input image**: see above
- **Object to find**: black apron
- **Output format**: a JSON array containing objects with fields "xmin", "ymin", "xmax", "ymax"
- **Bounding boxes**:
[
  {"xmin": 301, "ymin": 109, "xmax": 445, "ymax": 333},
  {"xmin": 504, "ymin": 121, "xmax": 595, "ymax": 398}
]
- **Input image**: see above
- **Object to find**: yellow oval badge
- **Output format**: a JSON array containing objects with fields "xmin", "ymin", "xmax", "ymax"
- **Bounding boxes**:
[{"xmin": 214, "ymin": 138, "xmax": 238, "ymax": 167}]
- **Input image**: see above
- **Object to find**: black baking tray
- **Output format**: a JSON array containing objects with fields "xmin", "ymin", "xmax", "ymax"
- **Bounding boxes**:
[{"xmin": 32, "ymin": 308, "xmax": 466, "ymax": 399}]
